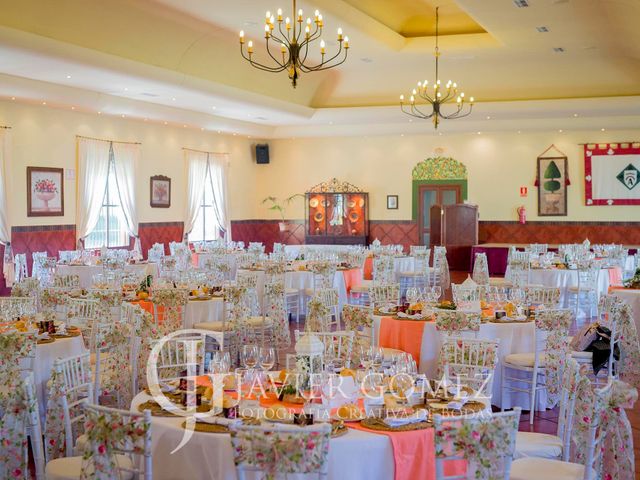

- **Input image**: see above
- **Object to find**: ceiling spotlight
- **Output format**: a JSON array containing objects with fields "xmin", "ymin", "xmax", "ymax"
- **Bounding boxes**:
[
  {"xmin": 98, "ymin": 111, "xmax": 102, "ymax": 115},
  {"xmin": 42, "ymin": 101, "xmax": 46, "ymax": 105},
  {"xmin": 601, "ymin": 128, "xmax": 605, "ymax": 131},
  {"xmin": 536, "ymin": 26, "xmax": 549, "ymax": 33},
  {"xmin": 558, "ymin": 129, "xmax": 563, "ymax": 133},
  {"xmin": 121, "ymin": 114, "xmax": 126, "ymax": 118},
  {"xmin": 573, "ymin": 113, "xmax": 578, "ymax": 117},
  {"xmin": 66, "ymin": 75, "xmax": 72, "ymax": 79},
  {"xmin": 124, "ymin": 87, "xmax": 128, "ymax": 91},
  {"xmin": 212, "ymin": 106, "xmax": 217, "ymax": 110},
  {"xmin": 164, "ymin": 121, "xmax": 168, "ymax": 125},
  {"xmin": 553, "ymin": 47, "xmax": 565, "ymax": 53},
  {"xmin": 11, "ymin": 97, "xmax": 15, "ymax": 100},
  {"xmin": 486, "ymin": 116, "xmax": 491, "ymax": 120},
  {"xmin": 71, "ymin": 106, "xmax": 75, "ymax": 110},
  {"xmin": 172, "ymin": 98, "xmax": 176, "ymax": 101},
  {"xmin": 477, "ymin": 131, "xmax": 481, "ymax": 135}
]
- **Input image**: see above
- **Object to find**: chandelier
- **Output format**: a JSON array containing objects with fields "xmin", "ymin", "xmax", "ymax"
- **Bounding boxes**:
[
  {"xmin": 399, "ymin": 7, "xmax": 474, "ymax": 129},
  {"xmin": 239, "ymin": 0, "xmax": 349, "ymax": 88}
]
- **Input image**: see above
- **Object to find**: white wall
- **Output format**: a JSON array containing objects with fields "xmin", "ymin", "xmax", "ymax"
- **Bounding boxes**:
[
  {"xmin": 0, "ymin": 100, "xmax": 259, "ymax": 227},
  {"xmin": 259, "ymin": 130, "xmax": 640, "ymax": 222}
]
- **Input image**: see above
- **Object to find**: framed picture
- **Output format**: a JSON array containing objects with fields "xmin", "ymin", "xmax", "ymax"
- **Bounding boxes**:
[
  {"xmin": 386, "ymin": 195, "xmax": 398, "ymax": 210},
  {"xmin": 537, "ymin": 156, "xmax": 568, "ymax": 216},
  {"xmin": 150, "ymin": 175, "xmax": 171, "ymax": 208},
  {"xmin": 27, "ymin": 167, "xmax": 64, "ymax": 217}
]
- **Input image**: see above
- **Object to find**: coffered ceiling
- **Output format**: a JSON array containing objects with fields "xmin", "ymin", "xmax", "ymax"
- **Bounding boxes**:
[{"xmin": 0, "ymin": 0, "xmax": 637, "ymax": 136}]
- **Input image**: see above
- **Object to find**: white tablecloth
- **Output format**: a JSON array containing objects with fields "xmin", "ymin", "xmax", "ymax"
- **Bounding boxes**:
[
  {"xmin": 56, "ymin": 263, "xmax": 159, "ymax": 288},
  {"xmin": 371, "ymin": 315, "xmax": 546, "ymax": 410},
  {"xmin": 237, "ymin": 269, "xmax": 354, "ymax": 310},
  {"xmin": 610, "ymin": 288, "xmax": 640, "ymax": 335},
  {"xmin": 36, "ymin": 335, "xmax": 86, "ymax": 417},
  {"xmin": 505, "ymin": 267, "xmax": 612, "ymax": 304},
  {"xmin": 130, "ymin": 392, "xmax": 397, "ymax": 480},
  {"xmin": 283, "ymin": 245, "xmax": 359, "ymax": 258},
  {"xmin": 183, "ymin": 298, "xmax": 224, "ymax": 329},
  {"xmin": 193, "ymin": 253, "xmax": 239, "ymax": 279}
]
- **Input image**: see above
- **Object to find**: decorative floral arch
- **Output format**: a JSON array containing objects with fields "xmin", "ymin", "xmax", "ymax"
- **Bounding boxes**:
[{"xmin": 412, "ymin": 157, "xmax": 468, "ymax": 181}]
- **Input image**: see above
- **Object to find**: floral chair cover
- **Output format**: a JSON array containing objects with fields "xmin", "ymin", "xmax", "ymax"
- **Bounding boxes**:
[
  {"xmin": 264, "ymin": 282, "xmax": 291, "ymax": 348},
  {"xmin": 472, "ymin": 252, "xmax": 490, "ymax": 285},
  {"xmin": 0, "ymin": 375, "xmax": 36, "ymax": 479},
  {"xmin": 601, "ymin": 296, "xmax": 640, "ymax": 389},
  {"xmin": 95, "ymin": 321, "xmax": 135, "ymax": 408},
  {"xmin": 0, "ymin": 332, "xmax": 35, "ymax": 402},
  {"xmin": 305, "ymin": 298, "xmax": 330, "ymax": 333},
  {"xmin": 438, "ymin": 338, "xmax": 499, "ymax": 396},
  {"xmin": 309, "ymin": 260, "xmax": 337, "ymax": 289},
  {"xmin": 229, "ymin": 422, "xmax": 331, "ymax": 478},
  {"xmin": 80, "ymin": 406, "xmax": 150, "ymax": 480},
  {"xmin": 534, "ymin": 309, "xmax": 572, "ymax": 407},
  {"xmin": 571, "ymin": 378, "xmax": 637, "ymax": 480},
  {"xmin": 45, "ymin": 354, "xmax": 93, "ymax": 461},
  {"xmin": 434, "ymin": 409, "xmax": 520, "ymax": 480},
  {"xmin": 10, "ymin": 277, "xmax": 39, "ymax": 298},
  {"xmin": 151, "ymin": 288, "xmax": 189, "ymax": 334},
  {"xmin": 135, "ymin": 307, "xmax": 163, "ymax": 392},
  {"xmin": 434, "ymin": 310, "xmax": 481, "ymax": 334},
  {"xmin": 342, "ymin": 305, "xmax": 373, "ymax": 367}
]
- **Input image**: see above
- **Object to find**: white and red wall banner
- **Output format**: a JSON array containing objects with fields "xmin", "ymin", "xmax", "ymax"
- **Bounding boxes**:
[{"xmin": 584, "ymin": 142, "xmax": 640, "ymax": 206}]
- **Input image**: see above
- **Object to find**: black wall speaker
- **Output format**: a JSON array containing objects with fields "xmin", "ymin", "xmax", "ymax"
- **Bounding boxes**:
[{"xmin": 255, "ymin": 144, "xmax": 270, "ymax": 164}]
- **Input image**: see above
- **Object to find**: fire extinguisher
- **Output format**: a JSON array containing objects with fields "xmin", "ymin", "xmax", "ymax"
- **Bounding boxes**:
[{"xmin": 517, "ymin": 206, "xmax": 526, "ymax": 224}]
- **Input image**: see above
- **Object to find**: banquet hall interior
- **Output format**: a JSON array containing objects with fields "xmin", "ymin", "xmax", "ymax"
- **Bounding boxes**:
[{"xmin": 0, "ymin": 0, "xmax": 639, "ymax": 479}]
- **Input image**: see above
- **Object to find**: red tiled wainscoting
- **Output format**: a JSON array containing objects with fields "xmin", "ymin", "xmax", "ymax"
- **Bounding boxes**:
[
  {"xmin": 230, "ymin": 220, "xmax": 305, "ymax": 253},
  {"xmin": 479, "ymin": 221, "xmax": 640, "ymax": 245},
  {"xmin": 139, "ymin": 222, "xmax": 184, "ymax": 256},
  {"xmin": 12, "ymin": 224, "xmax": 77, "ymax": 280}
]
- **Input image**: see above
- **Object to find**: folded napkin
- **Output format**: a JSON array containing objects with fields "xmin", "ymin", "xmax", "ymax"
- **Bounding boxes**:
[
  {"xmin": 446, "ymin": 392, "xmax": 470, "ymax": 411},
  {"xmin": 384, "ymin": 410, "xmax": 428, "ymax": 428}
]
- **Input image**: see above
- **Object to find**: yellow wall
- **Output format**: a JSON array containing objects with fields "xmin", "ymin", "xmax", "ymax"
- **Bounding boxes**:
[
  {"xmin": 259, "ymin": 131, "xmax": 640, "ymax": 222},
  {"xmin": 0, "ymin": 100, "xmax": 258, "ymax": 227}
]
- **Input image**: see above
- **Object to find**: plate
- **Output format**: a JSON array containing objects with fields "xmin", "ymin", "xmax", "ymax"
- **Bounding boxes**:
[
  {"xmin": 309, "ymin": 198, "xmax": 319, "ymax": 208},
  {"xmin": 347, "ymin": 200, "xmax": 356, "ymax": 208},
  {"xmin": 349, "ymin": 211, "xmax": 359, "ymax": 223},
  {"xmin": 331, "ymin": 413, "xmax": 365, "ymax": 423},
  {"xmin": 321, "ymin": 199, "xmax": 330, "ymax": 208},
  {"xmin": 314, "ymin": 212, "xmax": 324, "ymax": 223}
]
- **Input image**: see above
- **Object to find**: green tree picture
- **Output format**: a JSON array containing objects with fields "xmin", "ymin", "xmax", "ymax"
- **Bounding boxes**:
[{"xmin": 543, "ymin": 160, "xmax": 562, "ymax": 193}]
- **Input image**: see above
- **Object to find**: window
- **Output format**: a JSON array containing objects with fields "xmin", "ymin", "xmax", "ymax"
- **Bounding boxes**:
[
  {"xmin": 188, "ymin": 163, "xmax": 221, "ymax": 243},
  {"xmin": 84, "ymin": 148, "xmax": 129, "ymax": 249}
]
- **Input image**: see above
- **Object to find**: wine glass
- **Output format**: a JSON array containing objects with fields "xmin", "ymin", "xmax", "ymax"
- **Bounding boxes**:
[
  {"xmin": 242, "ymin": 345, "xmax": 259, "ymax": 370},
  {"xmin": 360, "ymin": 345, "xmax": 373, "ymax": 371},
  {"xmin": 432, "ymin": 286, "xmax": 442, "ymax": 302},
  {"xmin": 370, "ymin": 347, "xmax": 384, "ymax": 372},
  {"xmin": 259, "ymin": 347, "xmax": 275, "ymax": 371},
  {"xmin": 406, "ymin": 287, "xmax": 419, "ymax": 305}
]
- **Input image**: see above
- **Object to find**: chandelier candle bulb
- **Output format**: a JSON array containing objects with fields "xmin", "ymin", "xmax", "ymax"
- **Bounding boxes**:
[
  {"xmin": 247, "ymin": 41, "xmax": 253, "ymax": 54},
  {"xmin": 277, "ymin": 8, "xmax": 282, "ymax": 20},
  {"xmin": 298, "ymin": 9, "xmax": 303, "ymax": 21},
  {"xmin": 344, "ymin": 36, "xmax": 349, "ymax": 48},
  {"xmin": 239, "ymin": 30, "xmax": 245, "ymax": 43},
  {"xmin": 286, "ymin": 17, "xmax": 291, "ymax": 29},
  {"xmin": 265, "ymin": 24, "xmax": 270, "ymax": 38},
  {"xmin": 338, "ymin": 28, "xmax": 343, "ymax": 40},
  {"xmin": 320, "ymin": 40, "xmax": 326, "ymax": 54}
]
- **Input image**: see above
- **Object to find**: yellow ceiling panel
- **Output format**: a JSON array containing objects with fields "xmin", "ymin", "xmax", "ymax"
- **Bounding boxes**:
[{"xmin": 340, "ymin": 0, "xmax": 485, "ymax": 37}]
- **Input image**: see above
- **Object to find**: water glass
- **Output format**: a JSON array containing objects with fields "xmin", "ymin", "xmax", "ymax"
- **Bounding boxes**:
[
  {"xmin": 242, "ymin": 345, "xmax": 259, "ymax": 370},
  {"xmin": 259, "ymin": 347, "xmax": 275, "ymax": 371}
]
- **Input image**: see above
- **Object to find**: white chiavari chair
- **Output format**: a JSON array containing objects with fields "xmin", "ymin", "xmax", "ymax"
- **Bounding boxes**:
[
  {"xmin": 566, "ymin": 263, "xmax": 601, "ymax": 319},
  {"xmin": 294, "ymin": 329, "xmax": 355, "ymax": 368},
  {"xmin": 45, "ymin": 403, "xmax": 152, "ymax": 480},
  {"xmin": 398, "ymin": 248, "xmax": 431, "ymax": 293},
  {"xmin": 434, "ymin": 409, "xmax": 521, "ymax": 480},
  {"xmin": 147, "ymin": 242, "xmax": 165, "ymax": 263},
  {"xmin": 471, "ymin": 252, "xmax": 490, "ymax": 285},
  {"xmin": 229, "ymin": 422, "xmax": 331, "ymax": 480},
  {"xmin": 501, "ymin": 308, "xmax": 573, "ymax": 424},
  {"xmin": 369, "ymin": 283, "xmax": 401, "ymax": 311},
  {"xmin": 14, "ymin": 253, "xmax": 28, "ymax": 284},
  {"xmin": 524, "ymin": 286, "xmax": 561, "ymax": 308}
]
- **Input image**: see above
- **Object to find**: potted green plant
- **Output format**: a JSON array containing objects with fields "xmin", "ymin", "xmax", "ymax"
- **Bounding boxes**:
[{"xmin": 262, "ymin": 194, "xmax": 304, "ymax": 232}]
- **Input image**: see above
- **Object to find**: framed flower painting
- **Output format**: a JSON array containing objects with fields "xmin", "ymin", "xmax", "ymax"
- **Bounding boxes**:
[
  {"xmin": 150, "ymin": 175, "xmax": 171, "ymax": 208},
  {"xmin": 27, "ymin": 166, "xmax": 64, "ymax": 217}
]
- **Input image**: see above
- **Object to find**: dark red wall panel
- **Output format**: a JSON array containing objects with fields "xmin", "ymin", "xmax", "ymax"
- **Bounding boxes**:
[
  {"xmin": 139, "ymin": 222, "xmax": 184, "ymax": 258},
  {"xmin": 11, "ymin": 224, "xmax": 77, "ymax": 277}
]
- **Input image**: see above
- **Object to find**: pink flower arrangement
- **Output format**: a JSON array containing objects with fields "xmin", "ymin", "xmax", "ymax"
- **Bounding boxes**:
[{"xmin": 34, "ymin": 178, "xmax": 58, "ymax": 193}]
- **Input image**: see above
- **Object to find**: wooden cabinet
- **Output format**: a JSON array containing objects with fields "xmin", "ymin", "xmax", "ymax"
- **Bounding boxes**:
[
  {"xmin": 305, "ymin": 179, "xmax": 369, "ymax": 245},
  {"xmin": 430, "ymin": 204, "xmax": 479, "ymax": 271}
]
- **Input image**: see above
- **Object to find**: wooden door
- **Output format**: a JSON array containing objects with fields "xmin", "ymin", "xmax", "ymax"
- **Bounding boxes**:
[{"xmin": 418, "ymin": 184, "xmax": 462, "ymax": 246}]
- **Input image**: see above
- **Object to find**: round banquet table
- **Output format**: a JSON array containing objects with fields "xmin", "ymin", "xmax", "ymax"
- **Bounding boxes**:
[
  {"xmin": 362, "ymin": 256, "xmax": 414, "ymax": 281},
  {"xmin": 36, "ymin": 335, "xmax": 87, "ymax": 418},
  {"xmin": 609, "ymin": 287, "xmax": 640, "ymax": 335},
  {"xmin": 505, "ymin": 266, "xmax": 616, "ymax": 304},
  {"xmin": 183, "ymin": 297, "xmax": 224, "ymax": 329},
  {"xmin": 56, "ymin": 262, "xmax": 159, "ymax": 288},
  {"xmin": 282, "ymin": 244, "xmax": 357, "ymax": 258},
  {"xmin": 193, "ymin": 252, "xmax": 239, "ymax": 279},
  {"xmin": 237, "ymin": 268, "xmax": 361, "ymax": 310},
  {"xmin": 372, "ymin": 314, "xmax": 547, "ymax": 410},
  {"xmin": 131, "ymin": 392, "xmax": 394, "ymax": 480},
  {"xmin": 132, "ymin": 298, "xmax": 224, "ymax": 330}
]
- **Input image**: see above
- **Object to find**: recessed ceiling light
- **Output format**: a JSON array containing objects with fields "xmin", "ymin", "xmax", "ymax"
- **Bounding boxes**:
[
  {"xmin": 121, "ymin": 114, "xmax": 126, "ymax": 118},
  {"xmin": 601, "ymin": 128, "xmax": 605, "ymax": 131},
  {"xmin": 124, "ymin": 87, "xmax": 128, "ymax": 91},
  {"xmin": 11, "ymin": 97, "xmax": 15, "ymax": 100},
  {"xmin": 98, "ymin": 111, "xmax": 102, "ymax": 115},
  {"xmin": 536, "ymin": 26, "xmax": 549, "ymax": 33},
  {"xmin": 477, "ymin": 131, "xmax": 481, "ymax": 135},
  {"xmin": 513, "ymin": 0, "xmax": 529, "ymax": 7},
  {"xmin": 217, "ymin": 130, "xmax": 221, "ymax": 134},
  {"xmin": 233, "ymin": 133, "xmax": 237, "ymax": 136},
  {"xmin": 164, "ymin": 121, "xmax": 168, "ymax": 125},
  {"xmin": 71, "ymin": 106, "xmax": 75, "ymax": 110},
  {"xmin": 244, "ymin": 21, "xmax": 258, "ymax": 27},
  {"xmin": 438, "ymin": 132, "xmax": 443, "ymax": 136},
  {"xmin": 201, "ymin": 127, "xmax": 204, "ymax": 131},
  {"xmin": 172, "ymin": 98, "xmax": 176, "ymax": 101},
  {"xmin": 553, "ymin": 47, "xmax": 565, "ymax": 53},
  {"xmin": 212, "ymin": 106, "xmax": 217, "ymax": 110},
  {"xmin": 144, "ymin": 118, "xmax": 148, "ymax": 122},
  {"xmin": 42, "ymin": 101, "xmax": 46, "ymax": 105},
  {"xmin": 360, "ymin": 57, "xmax": 373, "ymax": 63},
  {"xmin": 517, "ymin": 130, "xmax": 521, "ymax": 134},
  {"xmin": 329, "ymin": 121, "xmax": 333, "ymax": 125},
  {"xmin": 400, "ymin": 134, "xmax": 404, "ymax": 137},
  {"xmin": 66, "ymin": 75, "xmax": 72, "ymax": 79},
  {"xmin": 183, "ymin": 124, "xmax": 187, "ymax": 128},
  {"xmin": 573, "ymin": 113, "xmax": 578, "ymax": 117},
  {"xmin": 486, "ymin": 116, "xmax": 491, "ymax": 120},
  {"xmin": 558, "ymin": 129, "xmax": 563, "ymax": 133},
  {"xmin": 409, "ymin": 119, "xmax": 413, "ymax": 123}
]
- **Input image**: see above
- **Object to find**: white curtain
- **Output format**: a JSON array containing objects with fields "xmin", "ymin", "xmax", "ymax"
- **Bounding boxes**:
[
  {"xmin": 209, "ymin": 153, "xmax": 232, "ymax": 240},
  {"xmin": 0, "ymin": 129, "xmax": 13, "ymax": 285},
  {"xmin": 183, "ymin": 150, "xmax": 209, "ymax": 241},
  {"xmin": 77, "ymin": 138, "xmax": 110, "ymax": 248},
  {"xmin": 112, "ymin": 142, "xmax": 141, "ymax": 257}
]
